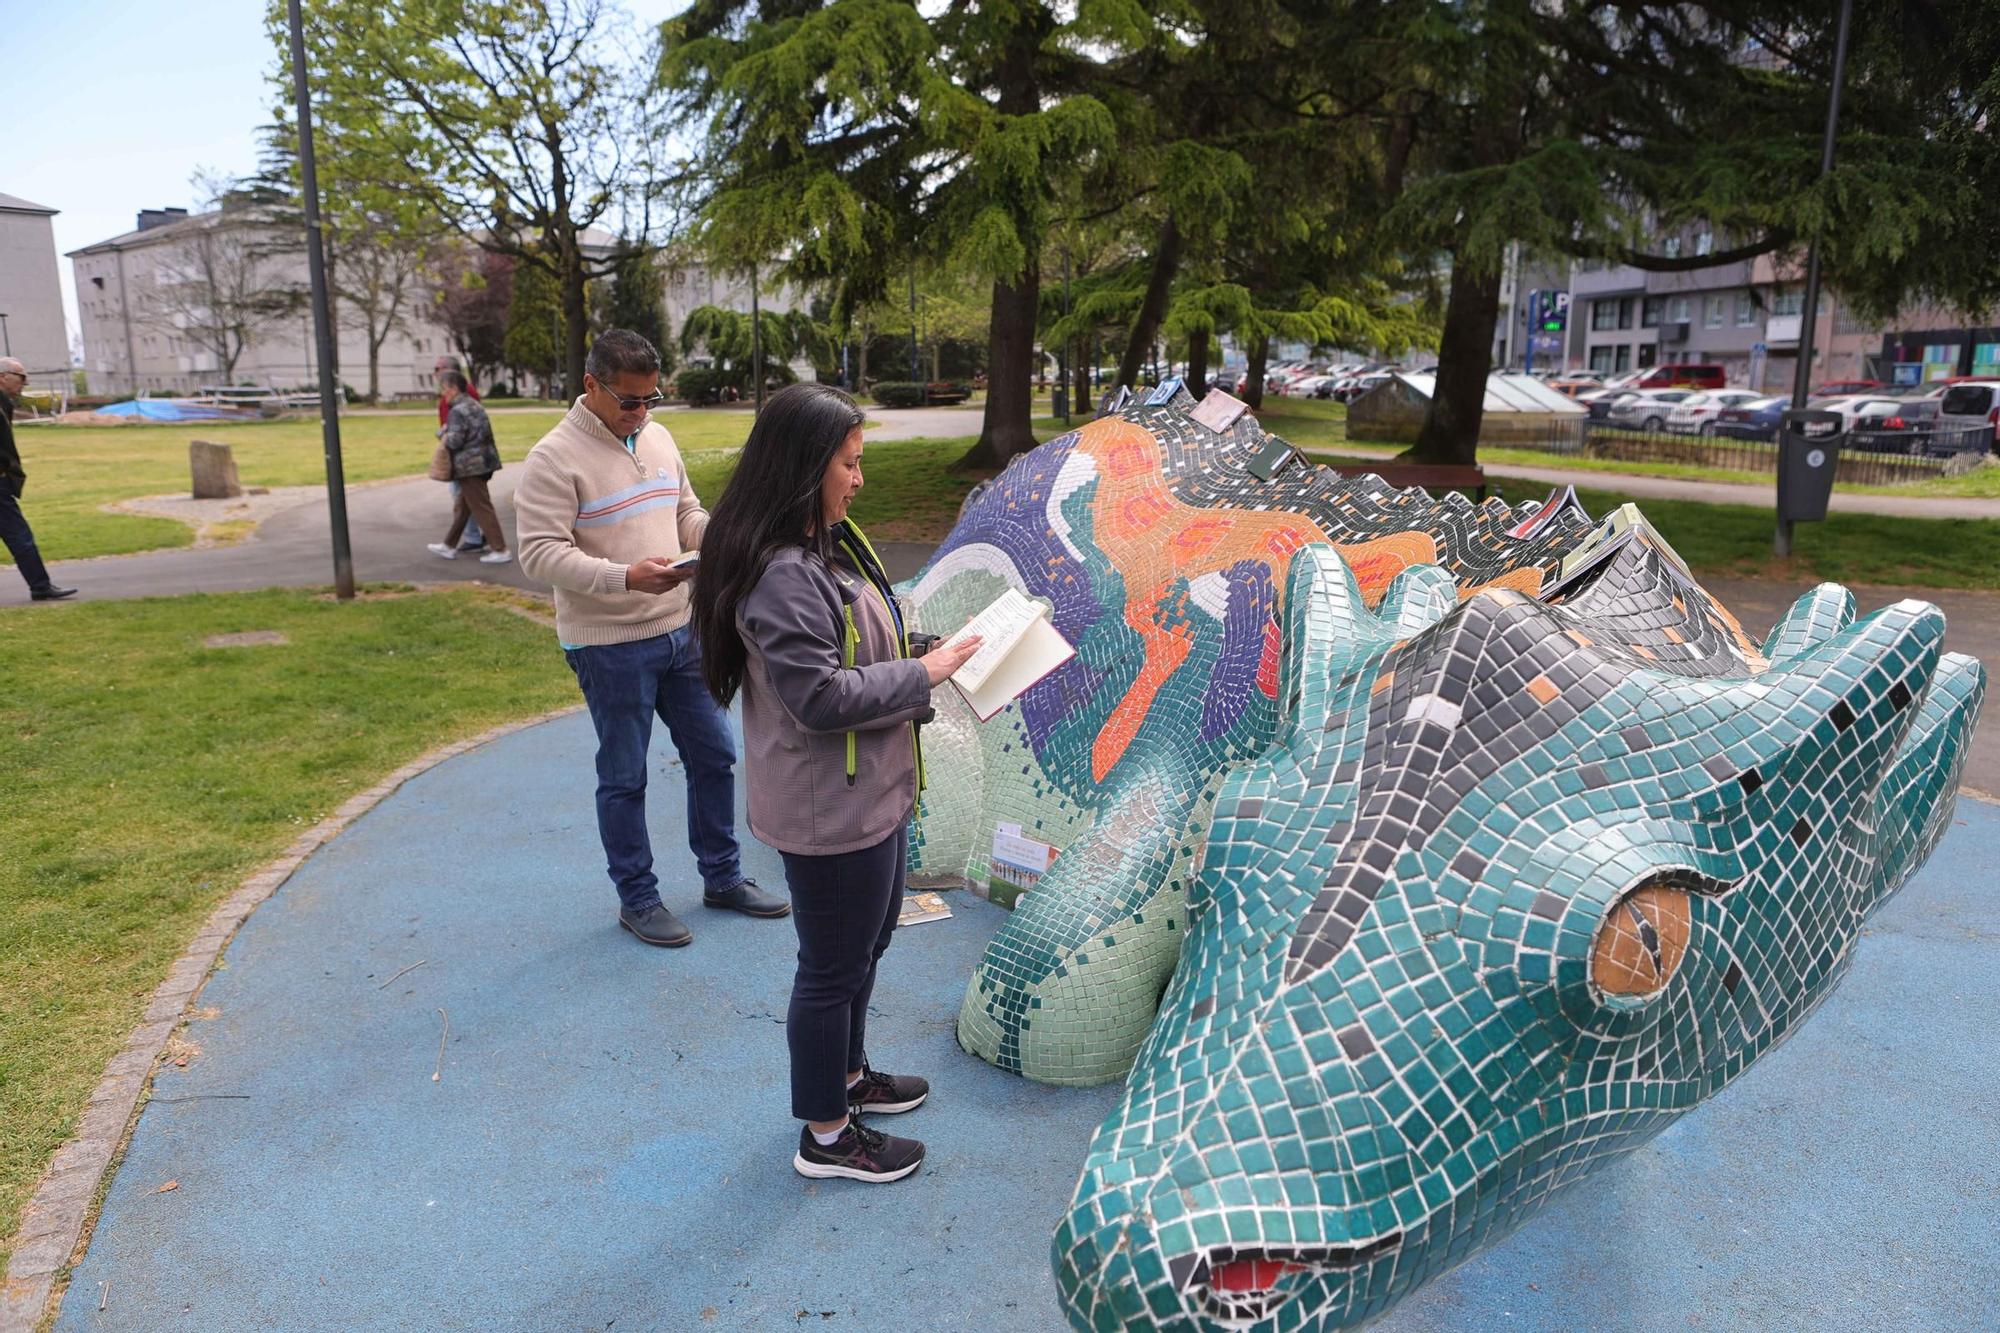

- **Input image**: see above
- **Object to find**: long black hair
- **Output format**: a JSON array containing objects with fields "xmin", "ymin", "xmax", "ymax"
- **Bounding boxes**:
[{"xmin": 692, "ymin": 382, "xmax": 866, "ymax": 707}]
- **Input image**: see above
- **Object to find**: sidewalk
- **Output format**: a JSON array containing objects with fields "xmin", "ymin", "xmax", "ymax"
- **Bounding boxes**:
[{"xmin": 46, "ymin": 711, "xmax": 2000, "ymax": 1330}]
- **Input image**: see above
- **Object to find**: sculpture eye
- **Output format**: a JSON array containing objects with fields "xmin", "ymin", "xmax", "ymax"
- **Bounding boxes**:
[{"xmin": 1590, "ymin": 883, "xmax": 1692, "ymax": 999}]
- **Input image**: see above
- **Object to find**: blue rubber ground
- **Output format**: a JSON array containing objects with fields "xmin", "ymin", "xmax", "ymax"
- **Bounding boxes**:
[{"xmin": 58, "ymin": 711, "xmax": 1999, "ymax": 1332}]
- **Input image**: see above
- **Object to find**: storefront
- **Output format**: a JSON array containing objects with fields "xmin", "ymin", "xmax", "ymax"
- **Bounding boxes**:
[{"xmin": 1878, "ymin": 328, "xmax": 2000, "ymax": 385}]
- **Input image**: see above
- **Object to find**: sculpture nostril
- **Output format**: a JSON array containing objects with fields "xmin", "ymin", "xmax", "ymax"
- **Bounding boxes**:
[{"xmin": 1211, "ymin": 1257, "xmax": 1307, "ymax": 1294}]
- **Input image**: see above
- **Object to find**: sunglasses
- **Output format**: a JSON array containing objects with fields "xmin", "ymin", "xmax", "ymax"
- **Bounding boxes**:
[{"xmin": 593, "ymin": 380, "xmax": 666, "ymax": 412}]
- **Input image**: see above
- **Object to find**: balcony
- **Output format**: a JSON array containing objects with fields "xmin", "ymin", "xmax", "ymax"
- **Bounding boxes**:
[
  {"xmin": 1663, "ymin": 321, "xmax": 1691, "ymax": 344},
  {"xmin": 1764, "ymin": 313, "xmax": 1803, "ymax": 346}
]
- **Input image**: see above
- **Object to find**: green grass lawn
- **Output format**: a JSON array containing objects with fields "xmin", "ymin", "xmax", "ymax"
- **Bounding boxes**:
[
  {"xmin": 2, "ymin": 409, "xmax": 783, "ymax": 565},
  {"xmin": 0, "ymin": 584, "xmax": 582, "ymax": 1276}
]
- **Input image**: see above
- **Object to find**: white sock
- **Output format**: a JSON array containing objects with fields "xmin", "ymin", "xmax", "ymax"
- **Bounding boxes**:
[
  {"xmin": 846, "ymin": 1071, "xmax": 864, "ymax": 1090},
  {"xmin": 811, "ymin": 1120, "xmax": 849, "ymax": 1146}
]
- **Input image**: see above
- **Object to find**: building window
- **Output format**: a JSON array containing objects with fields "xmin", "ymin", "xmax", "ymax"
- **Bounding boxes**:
[
  {"xmin": 1664, "ymin": 237, "xmax": 1682, "ymax": 259},
  {"xmin": 1705, "ymin": 296, "xmax": 1726, "ymax": 329},
  {"xmin": 1772, "ymin": 289, "xmax": 1804, "ymax": 317},
  {"xmin": 1670, "ymin": 297, "xmax": 1692, "ymax": 324},
  {"xmin": 1641, "ymin": 296, "xmax": 1664, "ymax": 328},
  {"xmin": 1696, "ymin": 231, "xmax": 1714, "ymax": 256},
  {"xmin": 1737, "ymin": 294, "xmax": 1757, "ymax": 327},
  {"xmin": 1589, "ymin": 345, "xmax": 1614, "ymax": 372},
  {"xmin": 1615, "ymin": 344, "xmax": 1632, "ymax": 372},
  {"xmin": 1618, "ymin": 297, "xmax": 1636, "ymax": 330},
  {"xmin": 1637, "ymin": 344, "xmax": 1658, "ymax": 368},
  {"xmin": 1592, "ymin": 299, "xmax": 1620, "ymax": 332}
]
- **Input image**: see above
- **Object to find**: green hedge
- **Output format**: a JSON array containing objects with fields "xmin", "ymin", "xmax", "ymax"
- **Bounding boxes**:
[{"xmin": 870, "ymin": 381, "xmax": 972, "ymax": 407}]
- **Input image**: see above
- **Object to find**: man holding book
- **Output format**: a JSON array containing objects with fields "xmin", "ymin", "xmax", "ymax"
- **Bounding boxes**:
[{"xmin": 515, "ymin": 329, "xmax": 789, "ymax": 947}]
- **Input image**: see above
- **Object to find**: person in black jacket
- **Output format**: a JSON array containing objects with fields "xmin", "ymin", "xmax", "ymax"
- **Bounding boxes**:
[
  {"xmin": 0, "ymin": 358, "xmax": 77, "ymax": 602},
  {"xmin": 425, "ymin": 371, "xmax": 512, "ymax": 565}
]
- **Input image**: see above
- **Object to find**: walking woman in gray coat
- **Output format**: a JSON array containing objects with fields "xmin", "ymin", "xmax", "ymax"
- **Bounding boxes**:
[{"xmin": 690, "ymin": 383, "xmax": 979, "ymax": 1183}]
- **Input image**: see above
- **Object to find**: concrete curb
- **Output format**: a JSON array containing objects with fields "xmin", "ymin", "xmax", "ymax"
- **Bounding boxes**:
[{"xmin": 0, "ymin": 704, "xmax": 585, "ymax": 1333}]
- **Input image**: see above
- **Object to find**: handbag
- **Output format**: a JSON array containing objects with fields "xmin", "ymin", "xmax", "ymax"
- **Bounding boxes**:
[{"xmin": 427, "ymin": 443, "xmax": 454, "ymax": 481}]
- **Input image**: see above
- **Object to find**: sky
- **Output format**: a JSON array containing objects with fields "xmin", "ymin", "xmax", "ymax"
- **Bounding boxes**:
[{"xmin": 9, "ymin": 0, "xmax": 689, "ymax": 349}]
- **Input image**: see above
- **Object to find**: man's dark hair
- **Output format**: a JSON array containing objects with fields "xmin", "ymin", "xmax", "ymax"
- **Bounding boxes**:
[
  {"xmin": 441, "ymin": 370, "xmax": 469, "ymax": 392},
  {"xmin": 586, "ymin": 329, "xmax": 662, "ymax": 381}
]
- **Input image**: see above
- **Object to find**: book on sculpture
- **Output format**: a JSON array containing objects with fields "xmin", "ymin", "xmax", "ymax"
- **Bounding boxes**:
[
  {"xmin": 943, "ymin": 587, "xmax": 1076, "ymax": 722},
  {"xmin": 1539, "ymin": 505, "xmax": 1698, "ymax": 602},
  {"xmin": 1506, "ymin": 485, "xmax": 1587, "ymax": 540},
  {"xmin": 898, "ymin": 891, "xmax": 953, "ymax": 926}
]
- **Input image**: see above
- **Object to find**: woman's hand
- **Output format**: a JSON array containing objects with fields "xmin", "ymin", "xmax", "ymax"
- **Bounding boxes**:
[{"xmin": 922, "ymin": 634, "xmax": 982, "ymax": 687}]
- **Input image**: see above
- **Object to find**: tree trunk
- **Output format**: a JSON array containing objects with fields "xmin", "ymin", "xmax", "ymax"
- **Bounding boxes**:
[
  {"xmin": 1073, "ymin": 336, "xmax": 1090, "ymax": 415},
  {"xmin": 367, "ymin": 331, "xmax": 381, "ymax": 403},
  {"xmin": 1408, "ymin": 255, "xmax": 1503, "ymax": 465},
  {"xmin": 857, "ymin": 339, "xmax": 869, "ymax": 391},
  {"xmin": 1116, "ymin": 216, "xmax": 1182, "ymax": 389},
  {"xmin": 961, "ymin": 261, "xmax": 1041, "ymax": 468},
  {"xmin": 1186, "ymin": 327, "xmax": 1210, "ymax": 400},
  {"xmin": 560, "ymin": 232, "xmax": 588, "ymax": 399},
  {"xmin": 1243, "ymin": 334, "xmax": 1269, "ymax": 410}
]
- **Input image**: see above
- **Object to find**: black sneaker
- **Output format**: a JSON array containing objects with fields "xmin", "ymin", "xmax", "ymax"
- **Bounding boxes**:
[
  {"xmin": 794, "ymin": 1120, "xmax": 924, "ymax": 1183},
  {"xmin": 848, "ymin": 1065, "xmax": 928, "ymax": 1115}
]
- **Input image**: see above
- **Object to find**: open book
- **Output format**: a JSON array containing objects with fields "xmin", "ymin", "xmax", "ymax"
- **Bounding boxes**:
[{"xmin": 941, "ymin": 587, "xmax": 1076, "ymax": 722}]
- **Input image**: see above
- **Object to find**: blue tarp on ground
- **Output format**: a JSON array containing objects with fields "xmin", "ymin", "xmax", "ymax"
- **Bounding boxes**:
[{"xmin": 95, "ymin": 399, "xmax": 249, "ymax": 421}]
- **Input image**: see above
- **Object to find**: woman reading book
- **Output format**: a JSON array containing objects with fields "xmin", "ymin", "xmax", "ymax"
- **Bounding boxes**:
[{"xmin": 689, "ymin": 383, "xmax": 980, "ymax": 1184}]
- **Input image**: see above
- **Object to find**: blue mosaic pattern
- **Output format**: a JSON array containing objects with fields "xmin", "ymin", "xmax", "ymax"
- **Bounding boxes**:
[
  {"xmin": 899, "ymin": 394, "xmax": 1612, "ymax": 1085},
  {"xmin": 1049, "ymin": 538, "xmax": 1985, "ymax": 1331}
]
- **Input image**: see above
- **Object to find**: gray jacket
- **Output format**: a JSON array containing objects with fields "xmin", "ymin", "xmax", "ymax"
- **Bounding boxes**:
[
  {"xmin": 737, "ymin": 534, "xmax": 931, "ymax": 856},
  {"xmin": 441, "ymin": 394, "xmax": 502, "ymax": 479}
]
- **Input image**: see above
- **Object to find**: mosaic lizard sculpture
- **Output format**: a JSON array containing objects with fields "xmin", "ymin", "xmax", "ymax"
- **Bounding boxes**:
[
  {"xmin": 903, "ymin": 391, "xmax": 1628, "ymax": 1085},
  {"xmin": 1049, "ymin": 538, "xmax": 1985, "ymax": 1331}
]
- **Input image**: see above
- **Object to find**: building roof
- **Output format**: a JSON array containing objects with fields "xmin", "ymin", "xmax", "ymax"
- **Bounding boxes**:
[
  {"xmin": 67, "ymin": 209, "xmax": 214, "ymax": 257},
  {"xmin": 1386, "ymin": 371, "xmax": 1588, "ymax": 415},
  {"xmin": 0, "ymin": 191, "xmax": 59, "ymax": 216}
]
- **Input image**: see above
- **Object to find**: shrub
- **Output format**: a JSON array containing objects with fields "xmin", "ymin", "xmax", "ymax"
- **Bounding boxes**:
[
  {"xmin": 675, "ymin": 366, "xmax": 725, "ymax": 405},
  {"xmin": 870, "ymin": 381, "xmax": 928, "ymax": 408}
]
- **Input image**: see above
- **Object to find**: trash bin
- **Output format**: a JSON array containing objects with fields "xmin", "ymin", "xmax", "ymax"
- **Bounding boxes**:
[
  {"xmin": 1777, "ymin": 409, "xmax": 1843, "ymax": 524},
  {"xmin": 1052, "ymin": 386, "xmax": 1069, "ymax": 419}
]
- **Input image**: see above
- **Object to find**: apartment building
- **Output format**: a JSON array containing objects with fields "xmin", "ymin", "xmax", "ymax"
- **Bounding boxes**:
[
  {"xmin": 0, "ymin": 191, "xmax": 71, "ymax": 393},
  {"xmin": 69, "ymin": 204, "xmax": 468, "ymax": 398}
]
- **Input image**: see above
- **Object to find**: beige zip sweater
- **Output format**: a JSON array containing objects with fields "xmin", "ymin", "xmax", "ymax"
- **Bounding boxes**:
[{"xmin": 515, "ymin": 399, "xmax": 710, "ymax": 646}]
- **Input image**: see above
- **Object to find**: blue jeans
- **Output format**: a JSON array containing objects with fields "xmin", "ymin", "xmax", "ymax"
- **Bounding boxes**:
[{"xmin": 564, "ymin": 626, "xmax": 744, "ymax": 913}]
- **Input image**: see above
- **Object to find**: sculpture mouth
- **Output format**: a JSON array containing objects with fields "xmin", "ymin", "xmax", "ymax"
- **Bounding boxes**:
[{"xmin": 1170, "ymin": 1235, "xmax": 1402, "ymax": 1326}]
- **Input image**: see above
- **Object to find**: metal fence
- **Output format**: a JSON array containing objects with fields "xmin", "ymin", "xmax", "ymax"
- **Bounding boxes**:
[{"xmin": 1495, "ymin": 420, "xmax": 1995, "ymax": 488}]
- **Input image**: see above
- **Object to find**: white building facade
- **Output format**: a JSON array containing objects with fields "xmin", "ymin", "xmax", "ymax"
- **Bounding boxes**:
[{"xmin": 0, "ymin": 191, "xmax": 72, "ymax": 394}]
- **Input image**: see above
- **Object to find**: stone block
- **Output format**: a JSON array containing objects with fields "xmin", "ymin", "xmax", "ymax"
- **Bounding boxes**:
[{"xmin": 189, "ymin": 439, "xmax": 244, "ymax": 499}]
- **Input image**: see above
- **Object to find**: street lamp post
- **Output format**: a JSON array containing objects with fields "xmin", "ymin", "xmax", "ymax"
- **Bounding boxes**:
[
  {"xmin": 1779, "ymin": 0, "xmax": 1855, "ymax": 558},
  {"xmin": 286, "ymin": 0, "xmax": 354, "ymax": 599},
  {"xmin": 0, "ymin": 312, "xmax": 10, "ymax": 356}
]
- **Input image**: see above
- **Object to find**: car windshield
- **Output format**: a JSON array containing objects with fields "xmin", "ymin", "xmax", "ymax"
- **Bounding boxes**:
[{"xmin": 1940, "ymin": 385, "xmax": 1995, "ymax": 415}]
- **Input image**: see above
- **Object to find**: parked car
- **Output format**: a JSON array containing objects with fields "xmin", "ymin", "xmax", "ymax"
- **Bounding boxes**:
[
  {"xmin": 1848, "ymin": 398, "xmax": 1944, "ymax": 454},
  {"xmin": 1336, "ymin": 372, "xmax": 1394, "ymax": 403},
  {"xmin": 1664, "ymin": 389, "xmax": 1765, "ymax": 435},
  {"xmin": 1813, "ymin": 379, "xmax": 1883, "ymax": 397},
  {"xmin": 1631, "ymin": 364, "xmax": 1728, "ymax": 391},
  {"xmin": 1812, "ymin": 394, "xmax": 1917, "ymax": 430},
  {"xmin": 1935, "ymin": 377, "xmax": 2000, "ymax": 449},
  {"xmin": 1712, "ymin": 395, "xmax": 1790, "ymax": 442},
  {"xmin": 1599, "ymin": 388, "xmax": 1695, "ymax": 431}
]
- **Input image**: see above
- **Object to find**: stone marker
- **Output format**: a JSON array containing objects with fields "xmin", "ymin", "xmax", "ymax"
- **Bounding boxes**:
[{"xmin": 189, "ymin": 439, "xmax": 244, "ymax": 499}]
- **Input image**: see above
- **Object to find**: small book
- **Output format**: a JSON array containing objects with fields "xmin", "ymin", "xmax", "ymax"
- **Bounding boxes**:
[
  {"xmin": 1506, "ymin": 485, "xmax": 1588, "ymax": 540},
  {"xmin": 898, "ymin": 891, "xmax": 953, "ymax": 926},
  {"xmin": 1189, "ymin": 389, "xmax": 1249, "ymax": 435},
  {"xmin": 942, "ymin": 588, "xmax": 1077, "ymax": 722}
]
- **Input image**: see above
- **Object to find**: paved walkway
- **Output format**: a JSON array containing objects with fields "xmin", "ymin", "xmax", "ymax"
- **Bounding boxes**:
[{"xmin": 49, "ymin": 710, "xmax": 2000, "ymax": 1330}]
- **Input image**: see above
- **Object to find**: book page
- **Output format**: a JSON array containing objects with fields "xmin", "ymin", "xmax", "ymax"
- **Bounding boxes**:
[
  {"xmin": 946, "ymin": 588, "xmax": 1048, "ymax": 692},
  {"xmin": 955, "ymin": 615, "xmax": 1077, "ymax": 721}
]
